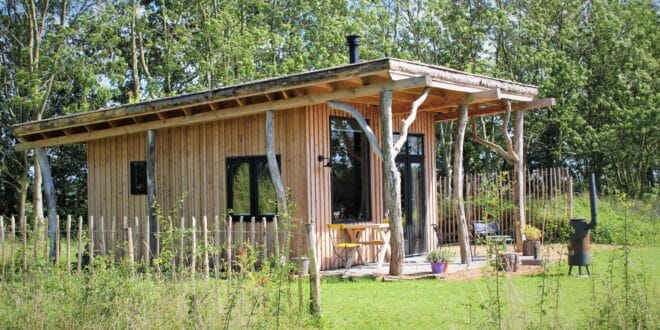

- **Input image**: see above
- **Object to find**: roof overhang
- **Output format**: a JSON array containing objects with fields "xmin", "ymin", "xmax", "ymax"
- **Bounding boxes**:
[{"xmin": 13, "ymin": 58, "xmax": 550, "ymax": 151}]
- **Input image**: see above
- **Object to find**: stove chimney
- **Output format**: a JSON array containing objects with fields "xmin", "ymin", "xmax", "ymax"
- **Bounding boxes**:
[{"xmin": 346, "ymin": 35, "xmax": 360, "ymax": 64}]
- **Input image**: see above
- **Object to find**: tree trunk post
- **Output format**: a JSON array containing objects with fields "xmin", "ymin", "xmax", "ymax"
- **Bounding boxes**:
[
  {"xmin": 147, "ymin": 130, "xmax": 157, "ymax": 259},
  {"xmin": 379, "ymin": 90, "xmax": 405, "ymax": 276},
  {"xmin": 265, "ymin": 111, "xmax": 288, "ymax": 222},
  {"xmin": 77, "ymin": 216, "xmax": 83, "ymax": 273},
  {"xmin": 305, "ymin": 222, "xmax": 321, "ymax": 316},
  {"xmin": 453, "ymin": 104, "xmax": 472, "ymax": 263},
  {"xmin": 36, "ymin": 148, "xmax": 58, "ymax": 261},
  {"xmin": 513, "ymin": 110, "xmax": 526, "ymax": 251}
]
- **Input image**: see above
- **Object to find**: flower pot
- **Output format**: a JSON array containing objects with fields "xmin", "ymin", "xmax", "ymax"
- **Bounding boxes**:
[
  {"xmin": 443, "ymin": 260, "xmax": 449, "ymax": 272},
  {"xmin": 523, "ymin": 239, "xmax": 539, "ymax": 256},
  {"xmin": 430, "ymin": 261, "xmax": 445, "ymax": 274},
  {"xmin": 292, "ymin": 257, "xmax": 310, "ymax": 275}
]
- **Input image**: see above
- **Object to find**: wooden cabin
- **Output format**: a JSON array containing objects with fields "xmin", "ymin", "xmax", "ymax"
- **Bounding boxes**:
[{"xmin": 14, "ymin": 57, "xmax": 545, "ymax": 270}]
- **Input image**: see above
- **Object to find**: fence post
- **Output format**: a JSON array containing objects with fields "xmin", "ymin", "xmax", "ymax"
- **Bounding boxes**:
[
  {"xmin": 126, "ymin": 227, "xmax": 134, "ymax": 275},
  {"xmin": 262, "ymin": 217, "xmax": 268, "ymax": 257},
  {"xmin": 1, "ymin": 216, "xmax": 4, "ymax": 281},
  {"xmin": 274, "ymin": 216, "xmax": 280, "ymax": 257},
  {"xmin": 66, "ymin": 215, "xmax": 71, "ymax": 270},
  {"xmin": 191, "ymin": 216, "xmax": 197, "ymax": 278},
  {"xmin": 214, "ymin": 215, "xmax": 219, "ymax": 279},
  {"xmin": 78, "ymin": 216, "xmax": 83, "ymax": 273},
  {"xmin": 88, "ymin": 216, "xmax": 94, "ymax": 265},
  {"xmin": 22, "ymin": 216, "xmax": 27, "ymax": 272},
  {"xmin": 203, "ymin": 215, "xmax": 209, "ymax": 281},
  {"xmin": 55, "ymin": 215, "xmax": 60, "ymax": 264},
  {"xmin": 226, "ymin": 216, "xmax": 232, "ymax": 280},
  {"xmin": 305, "ymin": 222, "xmax": 321, "ymax": 316},
  {"xmin": 250, "ymin": 217, "xmax": 256, "ymax": 248},
  {"xmin": 179, "ymin": 217, "xmax": 185, "ymax": 269},
  {"xmin": 567, "ymin": 175, "xmax": 573, "ymax": 220},
  {"xmin": 10, "ymin": 216, "xmax": 15, "ymax": 276},
  {"xmin": 99, "ymin": 216, "xmax": 105, "ymax": 255}
]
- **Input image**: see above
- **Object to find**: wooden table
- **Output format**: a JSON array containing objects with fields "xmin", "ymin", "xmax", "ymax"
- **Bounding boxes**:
[{"xmin": 343, "ymin": 223, "xmax": 391, "ymax": 267}]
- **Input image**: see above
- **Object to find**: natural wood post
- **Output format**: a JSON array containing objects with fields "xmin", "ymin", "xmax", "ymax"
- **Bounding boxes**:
[
  {"xmin": 1, "ymin": 216, "xmax": 5, "ymax": 281},
  {"xmin": 305, "ymin": 222, "xmax": 321, "ymax": 316},
  {"xmin": 179, "ymin": 217, "xmax": 185, "ymax": 268},
  {"xmin": 147, "ymin": 130, "xmax": 158, "ymax": 257},
  {"xmin": 567, "ymin": 175, "xmax": 573, "ymax": 220},
  {"xmin": 55, "ymin": 215, "xmax": 60, "ymax": 264},
  {"xmin": 262, "ymin": 217, "xmax": 268, "ymax": 257},
  {"xmin": 250, "ymin": 217, "xmax": 256, "ymax": 247},
  {"xmin": 99, "ymin": 216, "xmax": 105, "ymax": 254},
  {"xmin": 9, "ymin": 216, "xmax": 15, "ymax": 275},
  {"xmin": 226, "ymin": 216, "xmax": 232, "ymax": 280},
  {"xmin": 454, "ymin": 104, "xmax": 472, "ymax": 263},
  {"xmin": 32, "ymin": 217, "xmax": 37, "ymax": 259},
  {"xmin": 66, "ymin": 215, "xmax": 71, "ymax": 270},
  {"xmin": 273, "ymin": 216, "xmax": 280, "ymax": 257},
  {"xmin": 88, "ymin": 216, "xmax": 94, "ymax": 265},
  {"xmin": 202, "ymin": 215, "xmax": 209, "ymax": 281},
  {"xmin": 191, "ymin": 216, "xmax": 197, "ymax": 278},
  {"xmin": 265, "ymin": 110, "xmax": 289, "ymax": 224},
  {"xmin": 126, "ymin": 227, "xmax": 134, "ymax": 274},
  {"xmin": 111, "ymin": 216, "xmax": 117, "ymax": 253},
  {"xmin": 21, "ymin": 216, "xmax": 27, "ymax": 271},
  {"xmin": 238, "ymin": 216, "xmax": 244, "ymax": 250},
  {"xmin": 78, "ymin": 216, "xmax": 83, "ymax": 273},
  {"xmin": 36, "ymin": 148, "xmax": 58, "ymax": 262},
  {"xmin": 214, "ymin": 215, "xmax": 220, "ymax": 279}
]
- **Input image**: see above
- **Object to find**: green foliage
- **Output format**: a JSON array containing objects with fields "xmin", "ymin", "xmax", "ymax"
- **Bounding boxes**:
[
  {"xmin": 572, "ymin": 193, "xmax": 659, "ymax": 245},
  {"xmin": 523, "ymin": 225, "xmax": 542, "ymax": 240},
  {"xmin": 426, "ymin": 247, "xmax": 455, "ymax": 263}
]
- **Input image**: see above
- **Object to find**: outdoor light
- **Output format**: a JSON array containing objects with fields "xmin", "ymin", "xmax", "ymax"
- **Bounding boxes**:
[{"xmin": 317, "ymin": 155, "xmax": 333, "ymax": 168}]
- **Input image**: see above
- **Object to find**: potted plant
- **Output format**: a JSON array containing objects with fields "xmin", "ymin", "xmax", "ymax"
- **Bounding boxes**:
[
  {"xmin": 440, "ymin": 248, "xmax": 456, "ymax": 272},
  {"xmin": 427, "ymin": 248, "xmax": 455, "ymax": 274},
  {"xmin": 426, "ymin": 249, "xmax": 445, "ymax": 274},
  {"xmin": 523, "ymin": 225, "xmax": 542, "ymax": 256}
]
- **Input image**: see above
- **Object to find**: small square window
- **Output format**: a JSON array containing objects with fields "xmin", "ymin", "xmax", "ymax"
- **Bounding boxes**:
[
  {"xmin": 130, "ymin": 161, "xmax": 147, "ymax": 195},
  {"xmin": 226, "ymin": 155, "xmax": 280, "ymax": 220}
]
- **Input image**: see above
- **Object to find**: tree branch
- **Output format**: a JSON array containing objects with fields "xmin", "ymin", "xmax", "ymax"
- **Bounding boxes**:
[
  {"xmin": 327, "ymin": 101, "xmax": 383, "ymax": 158},
  {"xmin": 394, "ymin": 87, "xmax": 430, "ymax": 154},
  {"xmin": 501, "ymin": 100, "xmax": 519, "ymax": 163},
  {"xmin": 470, "ymin": 118, "xmax": 512, "ymax": 162}
]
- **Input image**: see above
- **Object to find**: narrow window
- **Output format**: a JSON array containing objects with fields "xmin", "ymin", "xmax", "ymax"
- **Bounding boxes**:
[
  {"xmin": 130, "ymin": 161, "xmax": 147, "ymax": 195},
  {"xmin": 330, "ymin": 117, "xmax": 371, "ymax": 222},
  {"xmin": 227, "ymin": 156, "xmax": 279, "ymax": 220}
]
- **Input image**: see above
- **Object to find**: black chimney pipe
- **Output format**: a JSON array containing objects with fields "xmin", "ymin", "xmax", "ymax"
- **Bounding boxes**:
[
  {"xmin": 588, "ymin": 173, "xmax": 598, "ymax": 228},
  {"xmin": 346, "ymin": 35, "xmax": 360, "ymax": 64}
]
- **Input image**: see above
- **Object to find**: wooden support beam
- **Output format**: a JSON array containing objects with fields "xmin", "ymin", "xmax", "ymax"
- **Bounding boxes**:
[
  {"xmin": 435, "ymin": 98, "xmax": 555, "ymax": 122},
  {"xmin": 147, "ymin": 130, "xmax": 157, "ymax": 259},
  {"xmin": 16, "ymin": 75, "xmax": 431, "ymax": 150}
]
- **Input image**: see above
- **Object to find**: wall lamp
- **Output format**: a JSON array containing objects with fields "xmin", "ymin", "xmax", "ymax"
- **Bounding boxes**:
[{"xmin": 317, "ymin": 155, "xmax": 333, "ymax": 168}]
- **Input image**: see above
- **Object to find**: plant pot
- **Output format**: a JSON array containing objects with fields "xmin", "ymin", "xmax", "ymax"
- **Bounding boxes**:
[
  {"xmin": 523, "ymin": 239, "xmax": 539, "ymax": 256},
  {"xmin": 443, "ymin": 260, "xmax": 449, "ymax": 272},
  {"xmin": 292, "ymin": 257, "xmax": 310, "ymax": 275},
  {"xmin": 430, "ymin": 261, "xmax": 445, "ymax": 274}
]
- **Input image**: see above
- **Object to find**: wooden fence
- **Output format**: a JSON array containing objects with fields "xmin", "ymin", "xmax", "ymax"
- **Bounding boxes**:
[
  {"xmin": 437, "ymin": 167, "xmax": 573, "ymax": 243},
  {"xmin": 0, "ymin": 214, "xmax": 303, "ymax": 278}
]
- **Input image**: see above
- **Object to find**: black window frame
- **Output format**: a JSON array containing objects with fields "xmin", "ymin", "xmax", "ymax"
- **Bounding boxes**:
[
  {"xmin": 329, "ymin": 116, "xmax": 372, "ymax": 223},
  {"xmin": 226, "ymin": 155, "xmax": 281, "ymax": 221},
  {"xmin": 130, "ymin": 161, "xmax": 147, "ymax": 195}
]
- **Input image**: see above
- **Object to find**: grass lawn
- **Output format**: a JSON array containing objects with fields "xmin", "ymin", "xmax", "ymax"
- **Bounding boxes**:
[{"xmin": 321, "ymin": 246, "xmax": 659, "ymax": 329}]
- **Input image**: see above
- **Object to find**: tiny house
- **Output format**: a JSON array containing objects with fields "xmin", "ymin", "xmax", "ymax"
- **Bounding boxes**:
[{"xmin": 14, "ymin": 45, "xmax": 542, "ymax": 270}]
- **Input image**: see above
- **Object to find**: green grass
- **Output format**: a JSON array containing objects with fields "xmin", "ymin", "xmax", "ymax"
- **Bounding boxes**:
[{"xmin": 321, "ymin": 246, "xmax": 659, "ymax": 329}]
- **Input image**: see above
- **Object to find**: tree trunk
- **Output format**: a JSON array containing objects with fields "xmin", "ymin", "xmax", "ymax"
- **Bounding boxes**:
[
  {"xmin": 513, "ymin": 110, "xmax": 526, "ymax": 251},
  {"xmin": 265, "ymin": 111, "xmax": 288, "ymax": 255},
  {"xmin": 380, "ymin": 90, "xmax": 404, "ymax": 276},
  {"xmin": 36, "ymin": 148, "xmax": 57, "ymax": 260},
  {"xmin": 453, "ymin": 105, "xmax": 471, "ymax": 264},
  {"xmin": 33, "ymin": 153, "xmax": 45, "ymax": 248}
]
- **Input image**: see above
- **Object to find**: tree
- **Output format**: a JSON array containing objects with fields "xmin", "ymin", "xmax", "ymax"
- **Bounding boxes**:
[{"xmin": 328, "ymin": 87, "xmax": 430, "ymax": 276}]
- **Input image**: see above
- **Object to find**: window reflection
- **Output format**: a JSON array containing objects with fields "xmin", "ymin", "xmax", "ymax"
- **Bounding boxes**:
[{"xmin": 330, "ymin": 117, "xmax": 371, "ymax": 222}]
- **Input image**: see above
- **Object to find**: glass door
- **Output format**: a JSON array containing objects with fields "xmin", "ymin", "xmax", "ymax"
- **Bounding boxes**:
[{"xmin": 395, "ymin": 134, "xmax": 426, "ymax": 255}]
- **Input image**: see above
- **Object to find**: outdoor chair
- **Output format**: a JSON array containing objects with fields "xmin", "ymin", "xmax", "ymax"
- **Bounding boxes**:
[
  {"xmin": 327, "ymin": 224, "xmax": 361, "ymax": 269},
  {"xmin": 431, "ymin": 224, "xmax": 445, "ymax": 247},
  {"xmin": 470, "ymin": 221, "xmax": 501, "ymax": 258}
]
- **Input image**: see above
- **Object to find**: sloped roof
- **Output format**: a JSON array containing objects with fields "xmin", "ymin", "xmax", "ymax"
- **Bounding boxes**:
[{"xmin": 14, "ymin": 58, "xmax": 546, "ymax": 150}]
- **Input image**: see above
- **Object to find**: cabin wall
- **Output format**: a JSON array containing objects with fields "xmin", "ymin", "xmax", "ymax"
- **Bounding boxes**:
[
  {"xmin": 87, "ymin": 109, "xmax": 309, "ymax": 260},
  {"xmin": 305, "ymin": 103, "xmax": 437, "ymax": 270},
  {"xmin": 87, "ymin": 104, "xmax": 437, "ymax": 270}
]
